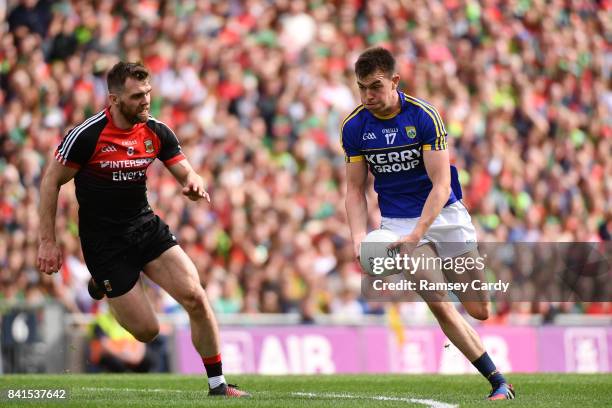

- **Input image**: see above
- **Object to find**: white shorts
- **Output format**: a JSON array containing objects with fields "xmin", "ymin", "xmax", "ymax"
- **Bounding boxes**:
[{"xmin": 381, "ymin": 201, "xmax": 478, "ymax": 259}]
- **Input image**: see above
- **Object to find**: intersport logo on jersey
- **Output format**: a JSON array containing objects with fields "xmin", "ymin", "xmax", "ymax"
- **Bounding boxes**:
[
  {"xmin": 100, "ymin": 158, "xmax": 154, "ymax": 169},
  {"xmin": 364, "ymin": 146, "xmax": 422, "ymax": 173}
]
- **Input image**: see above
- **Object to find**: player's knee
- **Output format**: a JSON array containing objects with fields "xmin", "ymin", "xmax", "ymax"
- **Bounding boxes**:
[
  {"xmin": 132, "ymin": 323, "xmax": 160, "ymax": 343},
  {"xmin": 180, "ymin": 287, "xmax": 208, "ymax": 317},
  {"xmin": 467, "ymin": 303, "xmax": 489, "ymax": 321},
  {"xmin": 428, "ymin": 302, "xmax": 456, "ymax": 324}
]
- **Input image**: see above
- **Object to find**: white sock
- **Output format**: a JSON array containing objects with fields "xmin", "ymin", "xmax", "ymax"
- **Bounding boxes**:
[{"xmin": 208, "ymin": 375, "xmax": 226, "ymax": 389}]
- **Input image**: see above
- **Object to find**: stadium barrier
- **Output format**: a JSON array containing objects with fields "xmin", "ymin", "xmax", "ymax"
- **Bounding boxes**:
[
  {"xmin": 176, "ymin": 324, "xmax": 612, "ymax": 375},
  {"xmin": 0, "ymin": 303, "xmax": 65, "ymax": 374},
  {"xmin": 1, "ymin": 303, "xmax": 611, "ymax": 374}
]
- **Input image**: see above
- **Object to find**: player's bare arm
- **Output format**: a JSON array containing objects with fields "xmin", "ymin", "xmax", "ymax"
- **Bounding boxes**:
[
  {"xmin": 167, "ymin": 158, "xmax": 210, "ymax": 202},
  {"xmin": 391, "ymin": 149, "xmax": 451, "ymax": 255},
  {"xmin": 413, "ymin": 148, "xmax": 452, "ymax": 236},
  {"xmin": 37, "ymin": 159, "xmax": 78, "ymax": 275},
  {"xmin": 345, "ymin": 160, "xmax": 369, "ymax": 259}
]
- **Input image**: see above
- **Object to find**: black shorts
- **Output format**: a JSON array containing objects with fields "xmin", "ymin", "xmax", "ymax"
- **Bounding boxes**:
[{"xmin": 80, "ymin": 215, "xmax": 178, "ymax": 298}]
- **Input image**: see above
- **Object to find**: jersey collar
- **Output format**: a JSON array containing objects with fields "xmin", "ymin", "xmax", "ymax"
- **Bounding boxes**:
[{"xmin": 104, "ymin": 107, "xmax": 145, "ymax": 131}]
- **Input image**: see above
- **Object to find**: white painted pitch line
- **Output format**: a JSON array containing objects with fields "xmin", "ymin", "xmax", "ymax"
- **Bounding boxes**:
[
  {"xmin": 292, "ymin": 391, "xmax": 458, "ymax": 408},
  {"xmin": 80, "ymin": 387, "xmax": 459, "ymax": 408}
]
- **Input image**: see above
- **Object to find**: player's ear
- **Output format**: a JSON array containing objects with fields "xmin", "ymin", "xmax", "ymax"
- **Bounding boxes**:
[
  {"xmin": 109, "ymin": 93, "xmax": 119, "ymax": 106},
  {"xmin": 391, "ymin": 73, "xmax": 400, "ymax": 90}
]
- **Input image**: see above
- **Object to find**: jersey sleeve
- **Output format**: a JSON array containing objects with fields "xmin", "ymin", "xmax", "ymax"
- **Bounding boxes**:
[
  {"xmin": 149, "ymin": 119, "xmax": 185, "ymax": 166},
  {"xmin": 54, "ymin": 114, "xmax": 105, "ymax": 169},
  {"xmin": 417, "ymin": 103, "xmax": 448, "ymax": 151},
  {"xmin": 340, "ymin": 108, "xmax": 364, "ymax": 163}
]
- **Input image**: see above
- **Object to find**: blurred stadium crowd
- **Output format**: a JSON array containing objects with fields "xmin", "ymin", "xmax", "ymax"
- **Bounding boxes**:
[{"xmin": 1, "ymin": 0, "xmax": 610, "ymax": 320}]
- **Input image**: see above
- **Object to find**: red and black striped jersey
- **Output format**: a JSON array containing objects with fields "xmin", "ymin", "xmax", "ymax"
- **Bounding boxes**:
[{"xmin": 55, "ymin": 108, "xmax": 185, "ymax": 233}]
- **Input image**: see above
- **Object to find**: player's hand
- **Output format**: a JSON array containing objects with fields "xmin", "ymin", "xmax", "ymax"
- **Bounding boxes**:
[
  {"xmin": 182, "ymin": 176, "xmax": 210, "ymax": 202},
  {"xmin": 352, "ymin": 232, "xmax": 367, "ymax": 261},
  {"xmin": 388, "ymin": 233, "xmax": 420, "ymax": 256},
  {"xmin": 37, "ymin": 240, "xmax": 63, "ymax": 275},
  {"xmin": 353, "ymin": 241, "xmax": 361, "ymax": 261}
]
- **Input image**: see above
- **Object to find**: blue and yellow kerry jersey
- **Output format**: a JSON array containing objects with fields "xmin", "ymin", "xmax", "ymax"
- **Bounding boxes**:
[{"xmin": 341, "ymin": 91, "xmax": 460, "ymax": 218}]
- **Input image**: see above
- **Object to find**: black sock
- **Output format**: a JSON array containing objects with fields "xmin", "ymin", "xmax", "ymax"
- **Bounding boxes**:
[
  {"xmin": 202, "ymin": 354, "xmax": 223, "ymax": 378},
  {"xmin": 471, "ymin": 352, "xmax": 506, "ymax": 388}
]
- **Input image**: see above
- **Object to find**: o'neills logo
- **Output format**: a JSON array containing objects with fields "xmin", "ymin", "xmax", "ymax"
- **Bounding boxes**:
[{"xmin": 364, "ymin": 146, "xmax": 422, "ymax": 173}]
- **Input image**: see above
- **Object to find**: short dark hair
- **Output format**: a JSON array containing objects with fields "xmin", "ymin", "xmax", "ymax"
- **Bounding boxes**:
[
  {"xmin": 354, "ymin": 47, "xmax": 396, "ymax": 79},
  {"xmin": 107, "ymin": 62, "xmax": 149, "ymax": 93}
]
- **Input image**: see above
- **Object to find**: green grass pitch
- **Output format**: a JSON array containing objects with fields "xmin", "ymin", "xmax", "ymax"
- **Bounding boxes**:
[{"xmin": 2, "ymin": 373, "xmax": 612, "ymax": 407}]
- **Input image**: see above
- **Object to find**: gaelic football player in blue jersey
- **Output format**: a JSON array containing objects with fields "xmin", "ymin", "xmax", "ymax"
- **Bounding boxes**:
[{"xmin": 343, "ymin": 47, "xmax": 515, "ymax": 400}]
